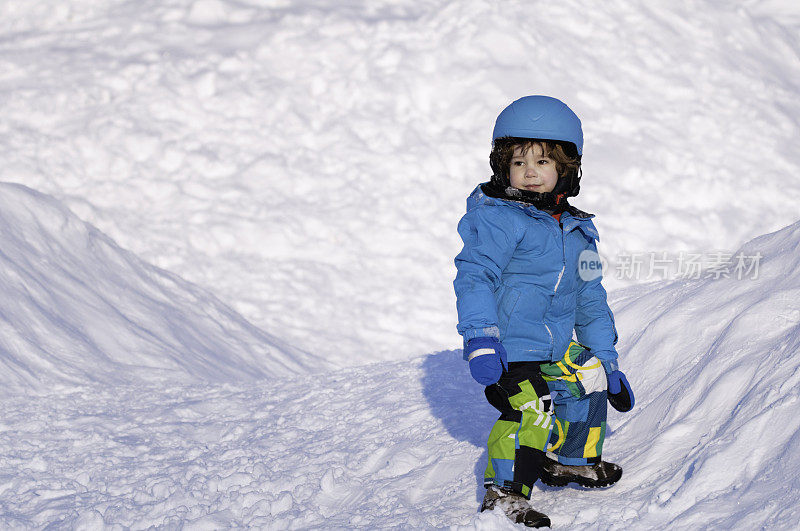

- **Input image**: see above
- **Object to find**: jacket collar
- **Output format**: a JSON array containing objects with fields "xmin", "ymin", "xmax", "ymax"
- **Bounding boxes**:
[{"xmin": 467, "ymin": 184, "xmax": 599, "ymax": 241}]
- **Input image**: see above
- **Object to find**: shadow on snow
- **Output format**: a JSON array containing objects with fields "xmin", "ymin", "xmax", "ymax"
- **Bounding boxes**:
[{"xmin": 420, "ymin": 349, "xmax": 497, "ymax": 504}]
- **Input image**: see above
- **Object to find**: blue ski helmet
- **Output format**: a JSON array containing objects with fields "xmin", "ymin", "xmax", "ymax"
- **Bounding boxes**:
[{"xmin": 492, "ymin": 95, "xmax": 583, "ymax": 155}]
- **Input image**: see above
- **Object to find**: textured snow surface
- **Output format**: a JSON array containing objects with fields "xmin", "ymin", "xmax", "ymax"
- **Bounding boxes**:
[
  {"xmin": 0, "ymin": 358, "xmax": 495, "ymax": 529},
  {"xmin": 0, "ymin": 183, "xmax": 318, "ymax": 390},
  {"xmin": 2, "ymin": 0, "xmax": 800, "ymax": 365},
  {"xmin": 605, "ymin": 220, "xmax": 800, "ymax": 529},
  {"xmin": 4, "ymin": 219, "xmax": 800, "ymax": 529},
  {"xmin": 2, "ymin": 0, "xmax": 800, "ymax": 528}
]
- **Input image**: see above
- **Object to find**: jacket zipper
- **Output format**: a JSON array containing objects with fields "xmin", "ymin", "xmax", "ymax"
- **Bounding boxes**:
[
  {"xmin": 553, "ymin": 222, "xmax": 566, "ymax": 294},
  {"xmin": 546, "ymin": 221, "xmax": 566, "ymax": 351}
]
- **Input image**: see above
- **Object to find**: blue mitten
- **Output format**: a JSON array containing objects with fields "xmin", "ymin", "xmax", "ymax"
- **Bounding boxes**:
[
  {"xmin": 607, "ymin": 370, "xmax": 634, "ymax": 412},
  {"xmin": 464, "ymin": 337, "xmax": 508, "ymax": 386}
]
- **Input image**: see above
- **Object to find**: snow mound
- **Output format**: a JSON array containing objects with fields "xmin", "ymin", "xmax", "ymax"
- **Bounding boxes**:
[
  {"xmin": 0, "ymin": 183, "xmax": 320, "ymax": 391},
  {"xmin": 3, "ymin": 219, "xmax": 800, "ymax": 528},
  {"xmin": 605, "ymin": 219, "xmax": 800, "ymax": 528}
]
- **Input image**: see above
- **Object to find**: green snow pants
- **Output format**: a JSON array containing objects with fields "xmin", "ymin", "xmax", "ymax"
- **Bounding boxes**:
[{"xmin": 484, "ymin": 342, "xmax": 609, "ymax": 498}]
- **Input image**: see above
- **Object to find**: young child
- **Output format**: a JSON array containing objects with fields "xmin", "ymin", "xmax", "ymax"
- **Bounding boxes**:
[{"xmin": 453, "ymin": 96, "xmax": 634, "ymax": 528}]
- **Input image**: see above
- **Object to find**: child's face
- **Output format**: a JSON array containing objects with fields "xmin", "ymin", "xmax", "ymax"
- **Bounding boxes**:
[{"xmin": 508, "ymin": 143, "xmax": 559, "ymax": 193}]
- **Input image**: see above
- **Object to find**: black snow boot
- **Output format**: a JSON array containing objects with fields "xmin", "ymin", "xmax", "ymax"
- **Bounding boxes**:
[
  {"xmin": 480, "ymin": 485, "xmax": 550, "ymax": 528},
  {"xmin": 540, "ymin": 457, "xmax": 622, "ymax": 488}
]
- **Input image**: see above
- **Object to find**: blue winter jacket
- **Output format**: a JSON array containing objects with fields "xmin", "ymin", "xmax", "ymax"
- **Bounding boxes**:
[{"xmin": 454, "ymin": 185, "xmax": 619, "ymax": 372}]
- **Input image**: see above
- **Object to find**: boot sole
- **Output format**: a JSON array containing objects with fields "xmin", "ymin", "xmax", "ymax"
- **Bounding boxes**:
[{"xmin": 539, "ymin": 467, "xmax": 622, "ymax": 488}]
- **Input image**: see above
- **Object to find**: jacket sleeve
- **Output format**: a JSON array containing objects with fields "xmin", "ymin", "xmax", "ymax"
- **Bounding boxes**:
[
  {"xmin": 453, "ymin": 207, "xmax": 520, "ymax": 341},
  {"xmin": 574, "ymin": 238, "xmax": 620, "ymax": 373}
]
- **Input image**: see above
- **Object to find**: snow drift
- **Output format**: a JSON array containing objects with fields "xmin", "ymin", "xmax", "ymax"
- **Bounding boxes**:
[
  {"xmin": 0, "ymin": 182, "xmax": 319, "ymax": 390},
  {"xmin": 602, "ymin": 219, "xmax": 800, "ymax": 528},
  {"xmin": 2, "ymin": 217, "xmax": 799, "ymax": 528}
]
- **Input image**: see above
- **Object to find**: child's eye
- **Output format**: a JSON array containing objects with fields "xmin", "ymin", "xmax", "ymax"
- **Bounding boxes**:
[
  {"xmin": 537, "ymin": 159, "xmax": 551, "ymax": 165},
  {"xmin": 512, "ymin": 160, "xmax": 525, "ymax": 166}
]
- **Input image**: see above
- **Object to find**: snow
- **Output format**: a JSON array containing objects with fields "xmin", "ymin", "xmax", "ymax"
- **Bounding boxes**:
[
  {"xmin": 0, "ymin": 0, "xmax": 799, "ymax": 528},
  {"xmin": 0, "ymin": 183, "xmax": 319, "ymax": 390},
  {"xmin": 1, "ymin": 355, "xmax": 492, "ymax": 528},
  {"xmin": 603, "ymin": 220, "xmax": 800, "ymax": 529},
  {"xmin": 4, "ymin": 220, "xmax": 800, "ymax": 526},
  {"xmin": 4, "ymin": 0, "xmax": 800, "ymax": 366}
]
